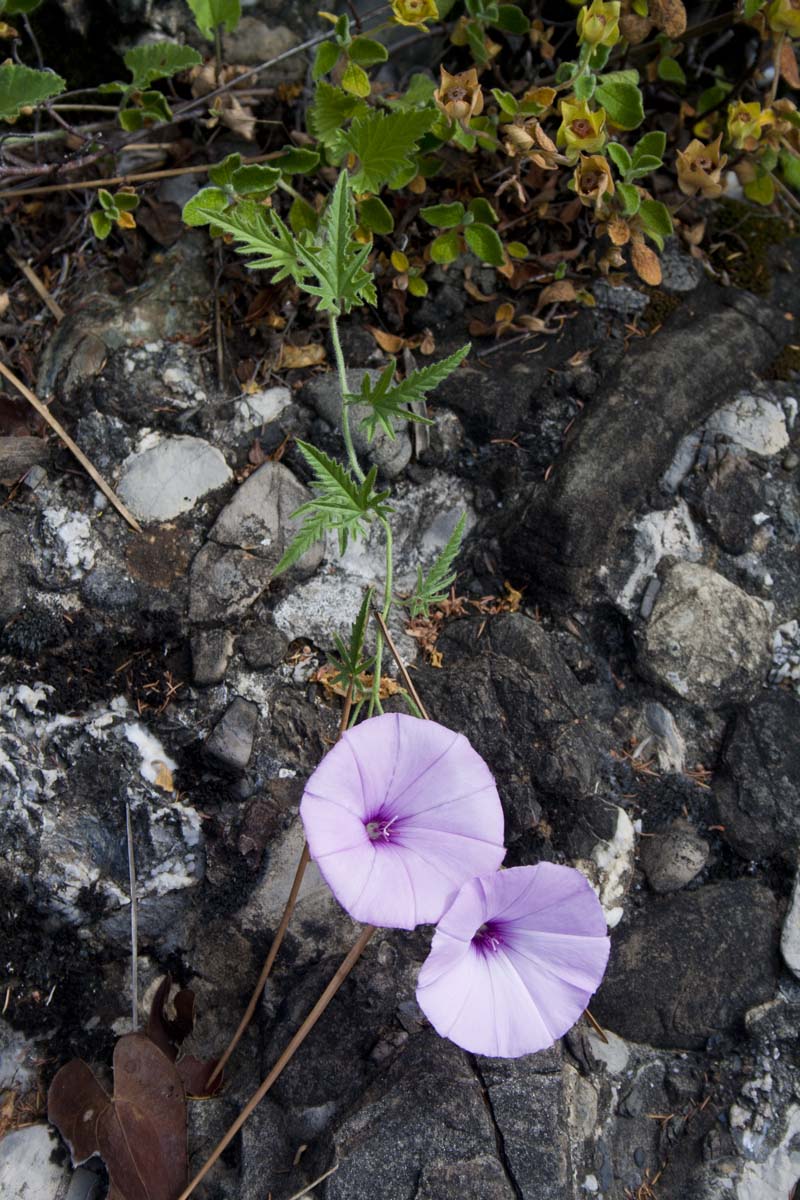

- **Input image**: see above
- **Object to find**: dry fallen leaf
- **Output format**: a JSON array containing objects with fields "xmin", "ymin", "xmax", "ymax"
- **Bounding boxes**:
[
  {"xmin": 536, "ymin": 280, "xmax": 577, "ymax": 310},
  {"xmin": 631, "ymin": 240, "xmax": 663, "ymax": 286},
  {"xmin": 279, "ymin": 342, "xmax": 326, "ymax": 369},
  {"xmin": 780, "ymin": 40, "xmax": 800, "ymax": 90}
]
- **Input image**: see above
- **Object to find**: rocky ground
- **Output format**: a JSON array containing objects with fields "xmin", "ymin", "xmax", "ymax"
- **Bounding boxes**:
[{"xmin": 2, "ymin": 7, "xmax": 800, "ymax": 1200}]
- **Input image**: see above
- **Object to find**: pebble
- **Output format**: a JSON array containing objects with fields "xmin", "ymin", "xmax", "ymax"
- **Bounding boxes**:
[
  {"xmin": 705, "ymin": 390, "xmax": 790, "ymax": 457},
  {"xmin": 780, "ymin": 863, "xmax": 800, "ymax": 980},
  {"xmin": 117, "ymin": 436, "xmax": 232, "ymax": 522},
  {"xmin": 0, "ymin": 1123, "xmax": 100, "ymax": 1200},
  {"xmin": 639, "ymin": 822, "xmax": 709, "ymax": 893},
  {"xmin": 205, "ymin": 697, "xmax": 260, "ymax": 772},
  {"xmin": 191, "ymin": 629, "xmax": 235, "ymax": 686}
]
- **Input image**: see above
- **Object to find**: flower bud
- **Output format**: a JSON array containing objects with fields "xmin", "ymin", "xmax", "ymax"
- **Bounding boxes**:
[
  {"xmin": 577, "ymin": 0, "xmax": 621, "ymax": 47},
  {"xmin": 391, "ymin": 0, "xmax": 439, "ymax": 27}
]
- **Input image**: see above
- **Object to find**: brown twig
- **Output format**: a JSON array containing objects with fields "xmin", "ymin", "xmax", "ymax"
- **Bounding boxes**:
[
  {"xmin": 0, "ymin": 360, "xmax": 142, "ymax": 532},
  {"xmin": 176, "ymin": 924, "xmax": 377, "ymax": 1200},
  {"xmin": 584, "ymin": 1008, "xmax": 609, "ymax": 1044},
  {"xmin": 9, "ymin": 249, "xmax": 65, "ymax": 321},
  {"xmin": 372, "ymin": 609, "xmax": 430, "ymax": 720}
]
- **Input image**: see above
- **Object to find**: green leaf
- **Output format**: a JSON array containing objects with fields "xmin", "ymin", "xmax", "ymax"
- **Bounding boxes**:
[
  {"xmin": 272, "ymin": 146, "xmax": 320, "ymax": 175},
  {"xmin": 626, "ymin": 154, "xmax": 661, "ymax": 179},
  {"xmin": 294, "ymin": 171, "xmax": 377, "ymax": 313},
  {"xmin": 349, "ymin": 345, "xmax": 470, "ymax": 441},
  {"xmin": 90, "ymin": 211, "xmax": 114, "ymax": 240},
  {"xmin": 420, "ymin": 201, "xmax": 465, "ymax": 228},
  {"xmin": 657, "ymin": 56, "xmax": 686, "ymax": 85},
  {"xmin": 466, "ymin": 20, "xmax": 490, "ymax": 65},
  {"xmin": 184, "ymin": 196, "xmax": 308, "ymax": 282},
  {"xmin": 574, "ymin": 73, "xmax": 596, "ymax": 102},
  {"xmin": 492, "ymin": 4, "xmax": 530, "ymax": 33},
  {"xmin": 230, "ymin": 163, "xmax": 281, "ymax": 195},
  {"xmin": 616, "ymin": 181, "xmax": 640, "ymax": 215},
  {"xmin": 506, "ymin": 241, "xmax": 527, "ymax": 258},
  {"xmin": 430, "ymin": 229, "xmax": 461, "ymax": 263},
  {"xmin": 358, "ymin": 195, "xmax": 395, "ymax": 234},
  {"xmin": 208, "ymin": 152, "xmax": 241, "ymax": 188},
  {"xmin": 589, "ymin": 43, "xmax": 611, "ymax": 71},
  {"xmin": 607, "ymin": 142, "xmax": 632, "ymax": 174},
  {"xmin": 467, "ymin": 196, "xmax": 497, "ymax": 224},
  {"xmin": 138, "ymin": 89, "xmax": 172, "ymax": 122},
  {"xmin": 114, "ymin": 191, "xmax": 140, "ymax": 212},
  {"xmin": 329, "ymin": 586, "xmax": 376, "ymax": 693},
  {"xmin": 639, "ymin": 197, "xmax": 672, "ymax": 249},
  {"xmin": 409, "ymin": 512, "xmax": 467, "ymax": 618},
  {"xmin": 123, "ymin": 42, "xmax": 202, "ymax": 89},
  {"xmin": 595, "ymin": 77, "xmax": 644, "ymax": 130},
  {"xmin": 632, "ymin": 130, "xmax": 666, "ymax": 163},
  {"xmin": 97, "ymin": 188, "xmax": 115, "ymax": 212},
  {"xmin": 275, "ymin": 441, "xmax": 392, "ymax": 568},
  {"xmin": 408, "ymin": 275, "xmax": 428, "ymax": 296},
  {"xmin": 289, "ymin": 194, "xmax": 319, "ymax": 235},
  {"xmin": 698, "ymin": 80, "xmax": 732, "ymax": 115},
  {"xmin": 742, "ymin": 0, "xmax": 765, "ymax": 17},
  {"xmin": 349, "ymin": 36, "xmax": 388, "ymax": 66},
  {"xmin": 744, "ymin": 171, "xmax": 775, "ymax": 206},
  {"xmin": 780, "ymin": 149, "xmax": 800, "ymax": 190},
  {"xmin": 492, "ymin": 88, "xmax": 518, "ymax": 116},
  {"xmin": 118, "ymin": 107, "xmax": 144, "ymax": 131},
  {"xmin": 336, "ymin": 107, "xmax": 436, "ymax": 194},
  {"xmin": 341, "ymin": 60, "xmax": 371, "ymax": 98},
  {"xmin": 464, "ymin": 222, "xmax": 505, "ymax": 266},
  {"xmin": 186, "ymin": 0, "xmax": 240, "ymax": 39},
  {"xmin": 313, "ymin": 40, "xmax": 341, "ymax": 80},
  {"xmin": 3, "ymin": 0, "xmax": 44, "ymax": 12},
  {"xmin": 390, "ymin": 72, "xmax": 437, "ymax": 108},
  {"xmin": 307, "ymin": 82, "xmax": 368, "ymax": 148},
  {"xmin": 0, "ymin": 64, "xmax": 65, "ymax": 122}
]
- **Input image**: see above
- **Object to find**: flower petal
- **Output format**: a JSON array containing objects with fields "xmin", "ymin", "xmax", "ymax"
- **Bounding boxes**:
[{"xmin": 416, "ymin": 865, "xmax": 610, "ymax": 1057}]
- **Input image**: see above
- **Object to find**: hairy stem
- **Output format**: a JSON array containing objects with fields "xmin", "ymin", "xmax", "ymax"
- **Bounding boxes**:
[
  {"xmin": 369, "ymin": 517, "xmax": 394, "ymax": 716},
  {"xmin": 329, "ymin": 312, "xmax": 365, "ymax": 482}
]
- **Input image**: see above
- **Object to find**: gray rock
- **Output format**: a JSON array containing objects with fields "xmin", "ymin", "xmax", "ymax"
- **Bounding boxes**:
[
  {"xmin": 592, "ymin": 279, "xmax": 649, "ymax": 316},
  {"xmin": 191, "ymin": 628, "xmax": 235, "ymax": 685},
  {"xmin": 706, "ymin": 389, "xmax": 790, "ymax": 457},
  {"xmin": 188, "ymin": 542, "xmax": 273, "ymax": 624},
  {"xmin": 239, "ymin": 624, "xmax": 289, "ymax": 669},
  {"xmin": 611, "ymin": 499, "xmax": 702, "ymax": 617},
  {"xmin": 715, "ymin": 691, "xmax": 800, "ymax": 859},
  {"xmin": 593, "ymin": 880, "xmax": 780, "ymax": 1049},
  {"xmin": 684, "ymin": 450, "xmax": 767, "ymax": 556},
  {"xmin": 223, "ymin": 19, "xmax": 306, "ymax": 83},
  {"xmin": 205, "ymin": 697, "xmax": 259, "ymax": 771},
  {"xmin": 302, "ymin": 369, "xmax": 412, "ymax": 479},
  {"xmin": 639, "ymin": 822, "xmax": 709, "ymax": 892},
  {"xmin": 638, "ymin": 562, "xmax": 771, "ymax": 707},
  {"xmin": 660, "ymin": 237, "xmax": 704, "ymax": 293},
  {"xmin": 502, "ymin": 285, "xmax": 791, "ymax": 604},
  {"xmin": 0, "ymin": 511, "xmax": 31, "ymax": 623},
  {"xmin": 780, "ymin": 863, "xmax": 800, "ymax": 979},
  {"xmin": 0, "ymin": 1124, "xmax": 99, "ymax": 1200},
  {"xmin": 117, "ymin": 436, "xmax": 232, "ymax": 523},
  {"xmin": 0, "ymin": 1020, "xmax": 39, "ymax": 1090},
  {"xmin": 210, "ymin": 460, "xmax": 323, "ymax": 575}
]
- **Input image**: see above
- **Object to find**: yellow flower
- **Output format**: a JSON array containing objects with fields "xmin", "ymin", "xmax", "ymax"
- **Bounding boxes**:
[
  {"xmin": 766, "ymin": 0, "xmax": 800, "ymax": 37},
  {"xmin": 726, "ymin": 100, "xmax": 774, "ymax": 151},
  {"xmin": 676, "ymin": 135, "xmax": 727, "ymax": 199},
  {"xmin": 434, "ymin": 66, "xmax": 484, "ymax": 124},
  {"xmin": 557, "ymin": 97, "xmax": 607, "ymax": 158},
  {"xmin": 571, "ymin": 153, "xmax": 616, "ymax": 207},
  {"xmin": 577, "ymin": 0, "xmax": 621, "ymax": 47},
  {"xmin": 391, "ymin": 0, "xmax": 439, "ymax": 27}
]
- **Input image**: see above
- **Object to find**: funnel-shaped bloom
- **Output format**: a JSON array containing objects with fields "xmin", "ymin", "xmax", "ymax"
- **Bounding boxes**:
[
  {"xmin": 416, "ymin": 864, "xmax": 610, "ymax": 1058},
  {"xmin": 300, "ymin": 713, "xmax": 505, "ymax": 930}
]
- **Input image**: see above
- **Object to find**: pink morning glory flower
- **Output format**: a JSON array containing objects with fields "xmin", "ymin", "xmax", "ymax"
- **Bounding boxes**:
[
  {"xmin": 416, "ymin": 863, "xmax": 610, "ymax": 1058},
  {"xmin": 299, "ymin": 713, "xmax": 505, "ymax": 930}
]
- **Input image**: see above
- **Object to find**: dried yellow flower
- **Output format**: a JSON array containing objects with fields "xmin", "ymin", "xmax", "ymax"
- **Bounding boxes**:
[
  {"xmin": 434, "ymin": 67, "xmax": 484, "ymax": 124},
  {"xmin": 676, "ymin": 135, "xmax": 727, "ymax": 199}
]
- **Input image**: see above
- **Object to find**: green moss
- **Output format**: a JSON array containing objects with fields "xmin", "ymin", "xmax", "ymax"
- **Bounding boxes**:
[
  {"xmin": 641, "ymin": 288, "xmax": 683, "ymax": 330},
  {"xmin": 708, "ymin": 199, "xmax": 793, "ymax": 296}
]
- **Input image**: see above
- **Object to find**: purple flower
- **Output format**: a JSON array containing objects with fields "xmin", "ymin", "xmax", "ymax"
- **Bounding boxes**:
[
  {"xmin": 300, "ymin": 713, "xmax": 505, "ymax": 930},
  {"xmin": 416, "ymin": 863, "xmax": 610, "ymax": 1058}
]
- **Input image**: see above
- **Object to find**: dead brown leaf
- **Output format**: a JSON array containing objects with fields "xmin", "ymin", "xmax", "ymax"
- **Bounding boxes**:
[
  {"xmin": 279, "ymin": 342, "xmax": 326, "ymax": 369},
  {"xmin": 536, "ymin": 279, "xmax": 577, "ymax": 310},
  {"xmin": 631, "ymin": 241, "xmax": 663, "ymax": 286},
  {"xmin": 780, "ymin": 40, "xmax": 800, "ymax": 89}
]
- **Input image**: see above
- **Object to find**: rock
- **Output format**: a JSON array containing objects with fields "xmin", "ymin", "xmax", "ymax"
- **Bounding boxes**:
[
  {"xmin": 229, "ymin": 386, "xmax": 292, "ymax": 437},
  {"xmin": 0, "ymin": 436, "xmax": 49, "ymax": 481},
  {"xmin": 706, "ymin": 389, "xmax": 790, "ymax": 457},
  {"xmin": 0, "ymin": 1020, "xmax": 39, "ymax": 1090},
  {"xmin": 0, "ymin": 1123, "xmax": 99, "ymax": 1200},
  {"xmin": 593, "ymin": 881, "xmax": 780, "ymax": 1049},
  {"xmin": 117, "ymin": 436, "xmax": 232, "ymax": 523},
  {"xmin": 780, "ymin": 863, "xmax": 800, "ymax": 979},
  {"xmin": 737, "ymin": 1104, "xmax": 800, "ymax": 1200},
  {"xmin": 639, "ymin": 822, "xmax": 709, "ymax": 892},
  {"xmin": 0, "ymin": 511, "xmax": 31, "ymax": 624},
  {"xmin": 301, "ymin": 369, "xmax": 412, "ymax": 479},
  {"xmin": 659, "ymin": 237, "xmax": 704, "ymax": 293},
  {"xmin": 638, "ymin": 562, "xmax": 771, "ymax": 707},
  {"xmin": 205, "ymin": 697, "xmax": 259, "ymax": 771},
  {"xmin": 191, "ymin": 628, "xmax": 235, "ymax": 685},
  {"xmin": 715, "ymin": 691, "xmax": 800, "ymax": 859},
  {"xmin": 503, "ymin": 286, "xmax": 791, "ymax": 604},
  {"xmin": 209, "ymin": 460, "xmax": 323, "ymax": 575},
  {"xmin": 611, "ymin": 499, "xmax": 703, "ymax": 617},
  {"xmin": 684, "ymin": 450, "xmax": 767, "ymax": 555},
  {"xmin": 188, "ymin": 542, "xmax": 273, "ymax": 624},
  {"xmin": 592, "ymin": 279, "xmax": 649, "ymax": 316},
  {"xmin": 770, "ymin": 620, "xmax": 800, "ymax": 695},
  {"xmin": 223, "ymin": 19, "xmax": 306, "ymax": 82},
  {"xmin": 239, "ymin": 623, "xmax": 289, "ymax": 669},
  {"xmin": 326, "ymin": 1031, "xmax": 516, "ymax": 1200}
]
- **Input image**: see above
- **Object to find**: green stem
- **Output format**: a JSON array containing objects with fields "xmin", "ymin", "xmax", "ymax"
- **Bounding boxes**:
[
  {"xmin": 329, "ymin": 312, "xmax": 365, "ymax": 482},
  {"xmin": 370, "ymin": 517, "xmax": 394, "ymax": 717}
]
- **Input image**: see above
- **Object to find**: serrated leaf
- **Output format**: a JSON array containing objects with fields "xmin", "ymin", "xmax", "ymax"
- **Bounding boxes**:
[
  {"xmin": 358, "ymin": 195, "xmax": 394, "ymax": 234},
  {"xmin": 123, "ymin": 42, "xmax": 202, "ymax": 89},
  {"xmin": 0, "ymin": 64, "xmax": 65, "ymax": 122},
  {"xmin": 186, "ymin": 0, "xmax": 240, "ymax": 40},
  {"xmin": 430, "ymin": 229, "xmax": 461, "ymax": 263},
  {"xmin": 464, "ymin": 222, "xmax": 505, "ymax": 266},
  {"xmin": 313, "ymin": 40, "xmax": 341, "ymax": 80},
  {"xmin": 184, "ymin": 196, "xmax": 308, "ymax": 282},
  {"xmin": 329, "ymin": 586, "xmax": 376, "ymax": 692},
  {"xmin": 409, "ymin": 512, "xmax": 467, "ymax": 618},
  {"xmin": 420, "ymin": 201, "xmax": 465, "ymax": 228},
  {"xmin": 350, "ymin": 344, "xmax": 469, "ymax": 441},
  {"xmin": 336, "ymin": 107, "xmax": 436, "ymax": 194},
  {"xmin": 390, "ymin": 72, "xmax": 437, "ymax": 108},
  {"xmin": 349, "ymin": 36, "xmax": 388, "ymax": 66},
  {"xmin": 289, "ymin": 194, "xmax": 319, "ymax": 235},
  {"xmin": 272, "ymin": 146, "xmax": 320, "ymax": 175},
  {"xmin": 307, "ymin": 82, "xmax": 369, "ymax": 148},
  {"xmin": 230, "ymin": 163, "xmax": 281, "ymax": 195},
  {"xmin": 182, "ymin": 186, "xmax": 228, "ymax": 226},
  {"xmin": 293, "ymin": 171, "xmax": 377, "ymax": 313},
  {"xmin": 341, "ymin": 60, "xmax": 371, "ymax": 98},
  {"xmin": 209, "ymin": 152, "xmax": 241, "ymax": 188}
]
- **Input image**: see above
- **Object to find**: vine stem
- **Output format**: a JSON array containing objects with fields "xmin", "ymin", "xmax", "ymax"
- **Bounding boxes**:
[
  {"xmin": 329, "ymin": 312, "xmax": 365, "ymax": 483},
  {"xmin": 206, "ymin": 683, "xmax": 355, "ymax": 1086},
  {"xmin": 768, "ymin": 32, "xmax": 785, "ymax": 106},
  {"xmin": 175, "ymin": 924, "xmax": 377, "ymax": 1200}
]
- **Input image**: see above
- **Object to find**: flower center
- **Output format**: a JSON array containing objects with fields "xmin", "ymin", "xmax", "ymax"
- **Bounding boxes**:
[
  {"xmin": 365, "ymin": 814, "xmax": 399, "ymax": 842},
  {"xmin": 472, "ymin": 921, "xmax": 504, "ymax": 955},
  {"xmin": 571, "ymin": 119, "xmax": 594, "ymax": 138}
]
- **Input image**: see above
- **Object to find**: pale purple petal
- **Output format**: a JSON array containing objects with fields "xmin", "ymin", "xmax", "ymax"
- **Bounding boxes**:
[
  {"xmin": 300, "ymin": 713, "xmax": 505, "ymax": 929},
  {"xmin": 416, "ymin": 864, "xmax": 610, "ymax": 1057}
]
